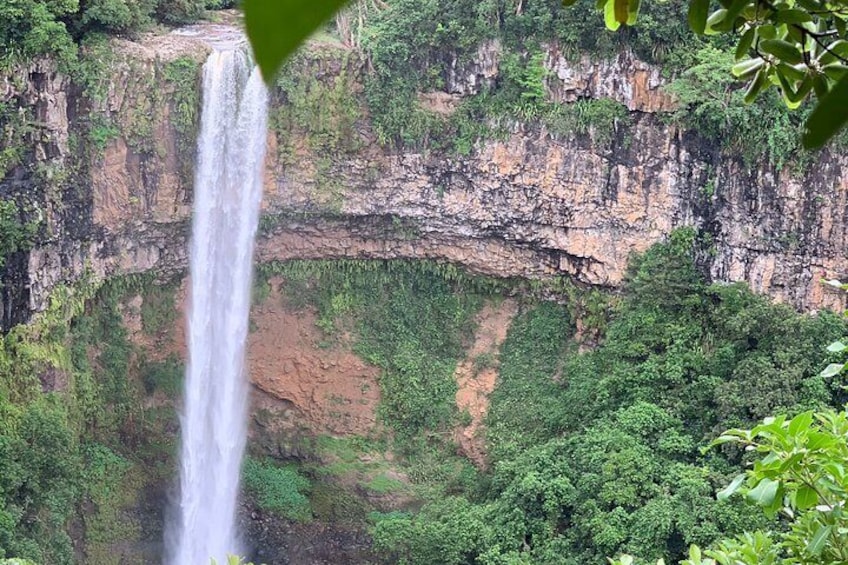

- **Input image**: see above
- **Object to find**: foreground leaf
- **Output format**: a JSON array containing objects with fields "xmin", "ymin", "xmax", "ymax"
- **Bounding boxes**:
[
  {"xmin": 717, "ymin": 473, "xmax": 746, "ymax": 501},
  {"xmin": 244, "ymin": 0, "xmax": 350, "ymax": 83},
  {"xmin": 819, "ymin": 363, "xmax": 844, "ymax": 378},
  {"xmin": 807, "ymin": 525, "xmax": 833, "ymax": 556},
  {"xmin": 803, "ymin": 74, "xmax": 848, "ymax": 149},
  {"xmin": 747, "ymin": 478, "xmax": 779, "ymax": 506},
  {"xmin": 688, "ymin": 0, "xmax": 710, "ymax": 34}
]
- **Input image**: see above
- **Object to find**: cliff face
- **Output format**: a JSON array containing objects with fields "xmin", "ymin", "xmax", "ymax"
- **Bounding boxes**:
[{"xmin": 3, "ymin": 23, "xmax": 847, "ymax": 322}]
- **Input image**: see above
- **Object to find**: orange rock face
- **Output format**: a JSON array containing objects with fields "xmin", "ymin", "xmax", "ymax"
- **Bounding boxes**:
[
  {"xmin": 454, "ymin": 299, "xmax": 519, "ymax": 467},
  {"xmin": 126, "ymin": 277, "xmax": 381, "ymax": 436},
  {"xmin": 246, "ymin": 280, "xmax": 380, "ymax": 436}
]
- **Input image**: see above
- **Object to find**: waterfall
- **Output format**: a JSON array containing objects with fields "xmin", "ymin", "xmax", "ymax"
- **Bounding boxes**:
[{"xmin": 168, "ymin": 45, "xmax": 268, "ymax": 565}]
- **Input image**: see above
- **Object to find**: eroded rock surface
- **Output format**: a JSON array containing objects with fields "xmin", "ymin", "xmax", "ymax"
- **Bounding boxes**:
[
  {"xmin": 3, "ymin": 23, "xmax": 847, "ymax": 322},
  {"xmin": 454, "ymin": 298, "xmax": 519, "ymax": 467}
]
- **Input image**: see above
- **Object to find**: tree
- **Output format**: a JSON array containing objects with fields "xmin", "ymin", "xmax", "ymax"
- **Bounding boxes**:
[
  {"xmin": 610, "ymin": 408, "xmax": 848, "ymax": 564},
  {"xmin": 242, "ymin": 0, "xmax": 848, "ymax": 148}
]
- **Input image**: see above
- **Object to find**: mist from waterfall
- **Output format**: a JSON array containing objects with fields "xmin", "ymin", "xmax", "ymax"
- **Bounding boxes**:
[{"xmin": 168, "ymin": 45, "xmax": 268, "ymax": 565}]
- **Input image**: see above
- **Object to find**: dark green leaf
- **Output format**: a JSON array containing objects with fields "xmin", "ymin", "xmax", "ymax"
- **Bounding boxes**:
[
  {"xmin": 627, "ymin": 0, "xmax": 641, "ymax": 25},
  {"xmin": 758, "ymin": 24, "xmax": 777, "ymax": 39},
  {"xmin": 818, "ymin": 40, "xmax": 848, "ymax": 66},
  {"xmin": 614, "ymin": 0, "xmax": 630, "ymax": 24},
  {"xmin": 824, "ymin": 63, "xmax": 848, "ymax": 82},
  {"xmin": 760, "ymin": 39, "xmax": 804, "ymax": 65},
  {"xmin": 776, "ymin": 69, "xmax": 810, "ymax": 107},
  {"xmin": 716, "ymin": 0, "xmax": 749, "ymax": 31},
  {"xmin": 787, "ymin": 24, "xmax": 805, "ymax": 44},
  {"xmin": 244, "ymin": 0, "xmax": 351, "ymax": 83},
  {"xmin": 774, "ymin": 8, "xmax": 813, "ymax": 23},
  {"xmin": 744, "ymin": 68, "xmax": 768, "ymax": 103},
  {"xmin": 735, "ymin": 27, "xmax": 756, "ymax": 60},
  {"xmin": 836, "ymin": 16, "xmax": 846, "ymax": 38},
  {"xmin": 689, "ymin": 0, "xmax": 711, "ymax": 34},
  {"xmin": 777, "ymin": 62, "xmax": 805, "ymax": 82},
  {"xmin": 813, "ymin": 73, "xmax": 830, "ymax": 97}
]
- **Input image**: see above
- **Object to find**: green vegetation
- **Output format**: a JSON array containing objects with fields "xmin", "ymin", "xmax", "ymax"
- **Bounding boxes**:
[
  {"xmin": 613, "ymin": 408, "xmax": 848, "ymax": 564},
  {"xmin": 141, "ymin": 354, "xmax": 183, "ymax": 396},
  {"xmin": 246, "ymin": 0, "xmax": 848, "ymax": 149},
  {"xmin": 242, "ymin": 457, "xmax": 312, "ymax": 522},
  {"xmin": 164, "ymin": 56, "xmax": 202, "ymax": 185},
  {"xmin": 0, "ymin": 274, "xmax": 181, "ymax": 563},
  {"xmin": 335, "ymin": 232, "xmax": 845, "ymax": 564},
  {"xmin": 273, "ymin": 48, "xmax": 361, "ymax": 157},
  {"xmin": 0, "ymin": 200, "xmax": 38, "ymax": 270},
  {"xmin": 0, "ymin": 104, "xmax": 36, "ymax": 178},
  {"xmin": 0, "ymin": 246, "xmax": 845, "ymax": 563},
  {"xmin": 0, "ymin": 0, "xmax": 213, "ymax": 70},
  {"xmin": 139, "ymin": 277, "xmax": 179, "ymax": 336},
  {"xmin": 246, "ymin": 0, "xmax": 848, "ymax": 166},
  {"xmin": 262, "ymin": 260, "xmax": 492, "ymax": 445}
]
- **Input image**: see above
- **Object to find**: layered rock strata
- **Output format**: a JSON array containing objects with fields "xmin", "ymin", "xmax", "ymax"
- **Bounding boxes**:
[{"xmin": 2, "ymin": 23, "xmax": 846, "ymax": 324}]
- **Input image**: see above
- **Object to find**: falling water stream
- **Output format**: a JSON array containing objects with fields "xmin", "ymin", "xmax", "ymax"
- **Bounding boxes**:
[{"xmin": 169, "ymin": 42, "xmax": 268, "ymax": 565}]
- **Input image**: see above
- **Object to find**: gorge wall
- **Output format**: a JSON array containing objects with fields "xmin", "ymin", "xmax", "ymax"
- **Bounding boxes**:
[{"xmin": 3, "ymin": 22, "xmax": 847, "ymax": 326}]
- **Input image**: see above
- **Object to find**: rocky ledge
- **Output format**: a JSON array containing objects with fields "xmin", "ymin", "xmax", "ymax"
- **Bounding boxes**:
[{"xmin": 2, "ymin": 21, "xmax": 846, "ymax": 322}]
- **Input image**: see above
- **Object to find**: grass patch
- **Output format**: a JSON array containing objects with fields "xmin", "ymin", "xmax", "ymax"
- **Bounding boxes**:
[{"xmin": 365, "ymin": 474, "xmax": 407, "ymax": 494}]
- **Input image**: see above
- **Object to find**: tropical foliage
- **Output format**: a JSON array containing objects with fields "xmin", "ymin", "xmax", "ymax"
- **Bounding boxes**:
[
  {"xmin": 243, "ymin": 0, "xmax": 848, "ymax": 148},
  {"xmin": 263, "ymin": 234, "xmax": 846, "ymax": 564},
  {"xmin": 0, "ymin": 0, "xmax": 215, "ymax": 69}
]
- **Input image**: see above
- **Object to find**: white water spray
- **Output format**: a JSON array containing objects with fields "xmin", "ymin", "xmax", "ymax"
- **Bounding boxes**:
[{"xmin": 169, "ymin": 45, "xmax": 268, "ymax": 565}]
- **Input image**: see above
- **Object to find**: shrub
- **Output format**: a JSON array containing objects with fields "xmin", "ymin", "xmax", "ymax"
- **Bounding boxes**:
[{"xmin": 242, "ymin": 458, "xmax": 312, "ymax": 521}]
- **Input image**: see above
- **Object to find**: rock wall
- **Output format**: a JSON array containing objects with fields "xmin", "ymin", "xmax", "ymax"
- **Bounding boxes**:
[{"xmin": 3, "ymin": 22, "xmax": 847, "ymax": 324}]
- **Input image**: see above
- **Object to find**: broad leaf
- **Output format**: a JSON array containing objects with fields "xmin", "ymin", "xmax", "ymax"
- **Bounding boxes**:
[
  {"xmin": 732, "ymin": 57, "xmax": 764, "ymax": 78},
  {"xmin": 788, "ymin": 411, "xmax": 813, "ymax": 436},
  {"xmin": 759, "ymin": 39, "xmax": 804, "ymax": 65},
  {"xmin": 807, "ymin": 525, "xmax": 833, "ymax": 556},
  {"xmin": 795, "ymin": 484, "xmax": 819, "ymax": 510},
  {"xmin": 826, "ymin": 341, "xmax": 846, "ymax": 353},
  {"xmin": 803, "ymin": 74, "xmax": 848, "ymax": 148},
  {"xmin": 604, "ymin": 0, "xmax": 623, "ymax": 30},
  {"xmin": 614, "ymin": 0, "xmax": 630, "ymax": 24},
  {"xmin": 774, "ymin": 8, "xmax": 813, "ymax": 23},
  {"xmin": 688, "ymin": 0, "xmax": 710, "ymax": 34},
  {"xmin": 735, "ymin": 27, "xmax": 755, "ymax": 59},
  {"xmin": 819, "ymin": 363, "xmax": 844, "ymax": 378},
  {"xmin": 244, "ymin": 0, "xmax": 351, "ymax": 83},
  {"xmin": 747, "ymin": 478, "xmax": 779, "ymax": 507},
  {"xmin": 743, "ymin": 68, "xmax": 768, "ymax": 104}
]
